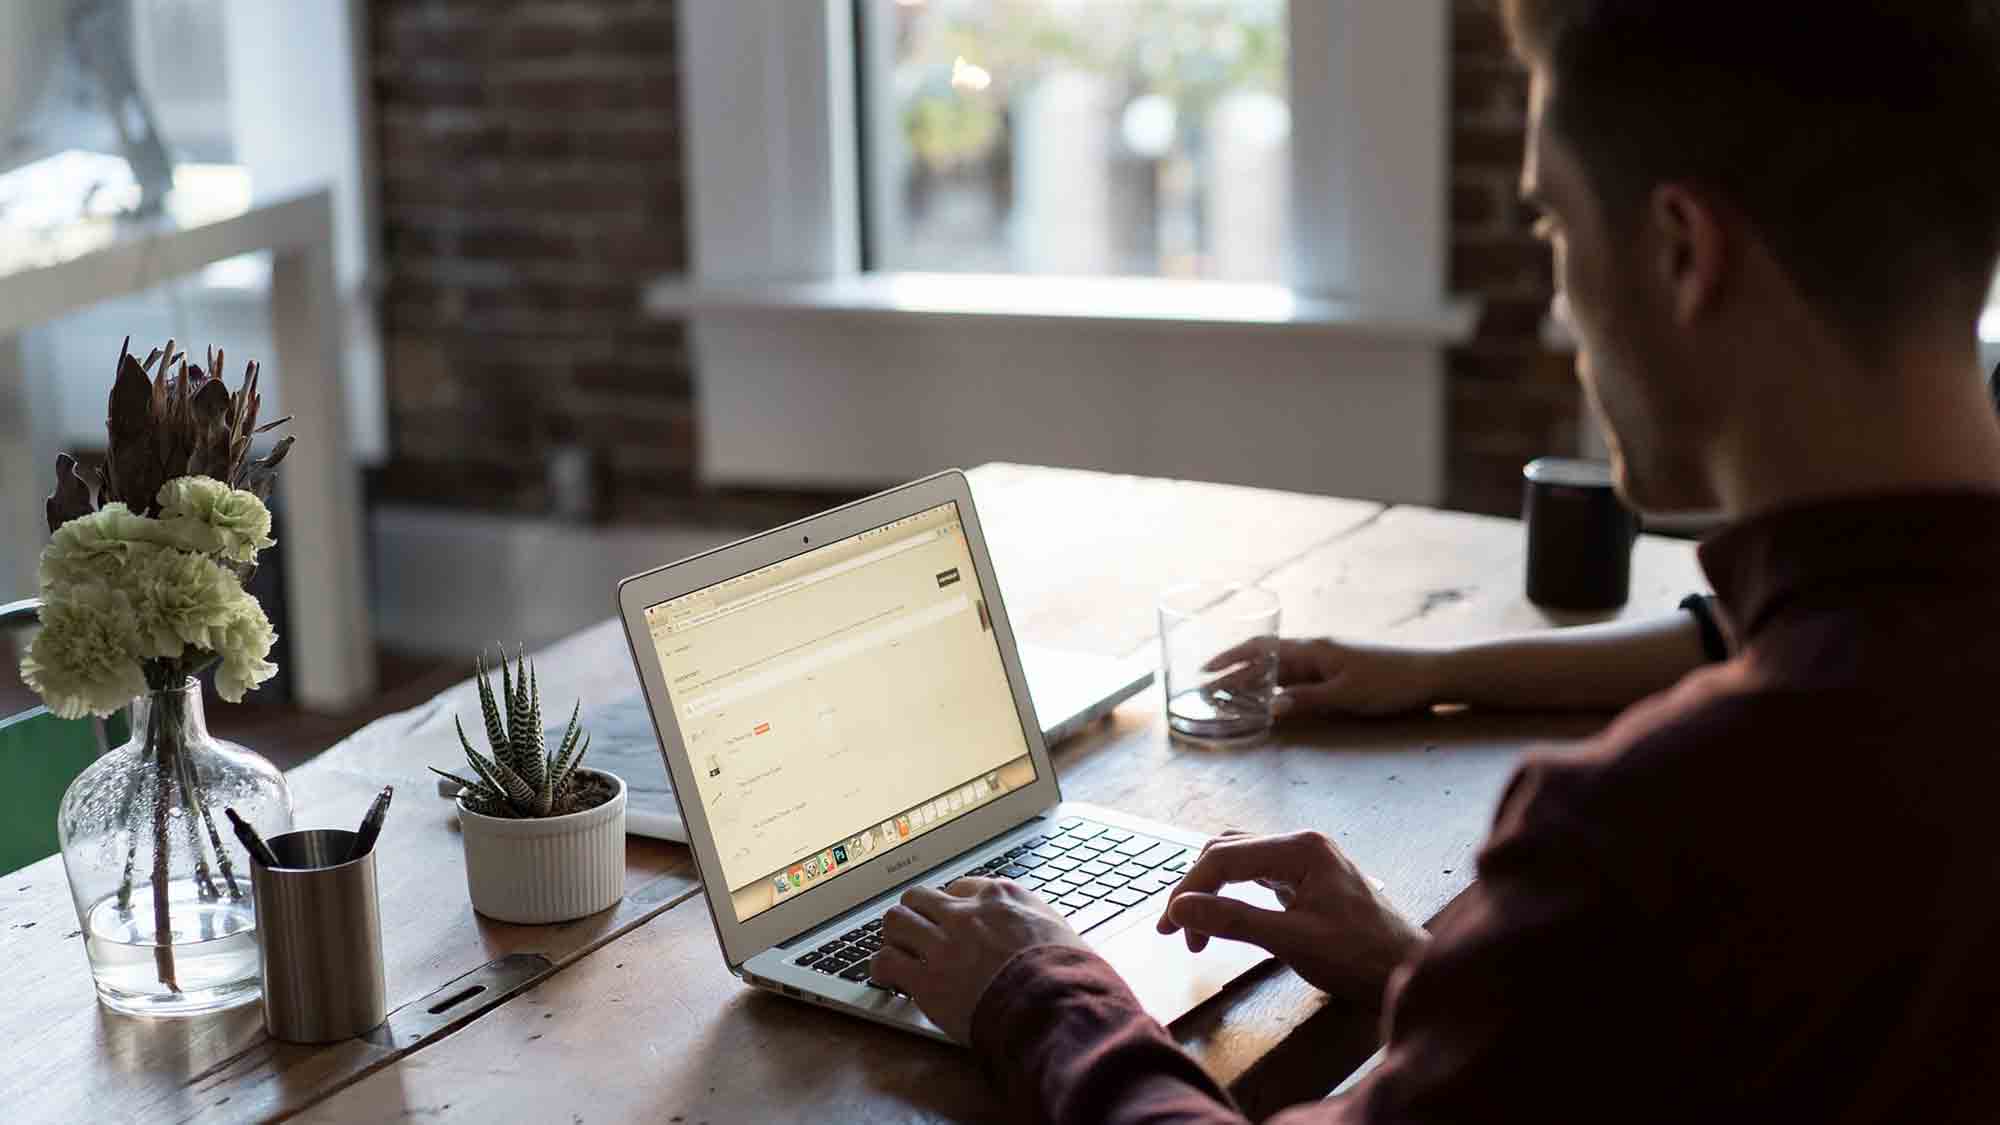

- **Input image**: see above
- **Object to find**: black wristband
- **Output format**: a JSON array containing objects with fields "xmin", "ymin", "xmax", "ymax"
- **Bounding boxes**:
[{"xmin": 1680, "ymin": 593, "xmax": 1729, "ymax": 663}]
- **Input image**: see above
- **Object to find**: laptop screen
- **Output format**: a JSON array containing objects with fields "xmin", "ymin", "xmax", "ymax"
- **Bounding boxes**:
[{"xmin": 643, "ymin": 501, "xmax": 1038, "ymax": 923}]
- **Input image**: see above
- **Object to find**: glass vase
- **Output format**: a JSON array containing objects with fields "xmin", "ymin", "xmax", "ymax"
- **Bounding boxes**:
[{"xmin": 56, "ymin": 679, "xmax": 293, "ymax": 1017}]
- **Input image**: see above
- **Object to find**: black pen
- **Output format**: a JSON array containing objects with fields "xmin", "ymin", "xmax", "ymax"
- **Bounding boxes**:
[
  {"xmin": 225, "ymin": 807, "xmax": 282, "ymax": 868},
  {"xmin": 347, "ymin": 786, "xmax": 394, "ymax": 862}
]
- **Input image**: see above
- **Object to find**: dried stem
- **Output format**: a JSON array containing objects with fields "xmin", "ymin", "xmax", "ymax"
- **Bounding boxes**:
[
  {"xmin": 192, "ymin": 788, "xmax": 242, "ymax": 901},
  {"xmin": 172, "ymin": 736, "xmax": 219, "ymax": 902},
  {"xmin": 112, "ymin": 737, "xmax": 151, "ymax": 913},
  {"xmin": 149, "ymin": 701, "xmax": 180, "ymax": 993}
]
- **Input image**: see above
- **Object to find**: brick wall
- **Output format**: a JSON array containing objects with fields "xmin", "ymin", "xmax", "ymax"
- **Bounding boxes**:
[
  {"xmin": 367, "ymin": 0, "xmax": 696, "ymax": 517},
  {"xmin": 1445, "ymin": 0, "xmax": 1578, "ymax": 516},
  {"xmin": 365, "ymin": 0, "xmax": 1568, "ymax": 520}
]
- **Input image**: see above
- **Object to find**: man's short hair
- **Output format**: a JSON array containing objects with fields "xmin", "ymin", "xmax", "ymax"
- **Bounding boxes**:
[{"xmin": 1504, "ymin": 1, "xmax": 2000, "ymax": 353}]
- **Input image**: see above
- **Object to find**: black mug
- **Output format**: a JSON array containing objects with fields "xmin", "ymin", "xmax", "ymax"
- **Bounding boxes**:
[{"xmin": 1522, "ymin": 458, "xmax": 1638, "ymax": 611}]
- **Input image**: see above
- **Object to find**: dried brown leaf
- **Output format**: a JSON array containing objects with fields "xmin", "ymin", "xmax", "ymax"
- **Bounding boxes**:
[
  {"xmin": 45, "ymin": 453, "xmax": 96, "ymax": 533},
  {"xmin": 241, "ymin": 434, "xmax": 293, "ymax": 500},
  {"xmin": 190, "ymin": 378, "xmax": 233, "ymax": 479},
  {"xmin": 105, "ymin": 351, "xmax": 157, "ymax": 508}
]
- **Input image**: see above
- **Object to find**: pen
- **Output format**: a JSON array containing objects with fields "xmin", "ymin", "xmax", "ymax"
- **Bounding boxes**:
[
  {"xmin": 347, "ymin": 786, "xmax": 394, "ymax": 862},
  {"xmin": 225, "ymin": 807, "xmax": 282, "ymax": 868}
]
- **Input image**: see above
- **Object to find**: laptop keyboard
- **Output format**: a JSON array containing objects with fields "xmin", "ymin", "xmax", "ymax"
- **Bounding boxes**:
[{"xmin": 791, "ymin": 817, "xmax": 1194, "ymax": 987}]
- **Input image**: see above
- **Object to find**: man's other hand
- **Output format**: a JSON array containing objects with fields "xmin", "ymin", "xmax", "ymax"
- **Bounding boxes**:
[
  {"xmin": 1206, "ymin": 637, "xmax": 1446, "ymax": 719},
  {"xmin": 1158, "ymin": 830, "xmax": 1427, "ymax": 998},
  {"xmin": 871, "ymin": 877, "xmax": 1092, "ymax": 1043}
]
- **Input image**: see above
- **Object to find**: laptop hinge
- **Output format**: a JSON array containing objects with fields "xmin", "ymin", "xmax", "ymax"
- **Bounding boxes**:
[{"xmin": 771, "ymin": 814, "xmax": 1051, "ymax": 951}]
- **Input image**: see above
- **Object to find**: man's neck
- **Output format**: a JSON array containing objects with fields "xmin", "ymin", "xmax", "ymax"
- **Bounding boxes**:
[{"xmin": 1709, "ymin": 343, "xmax": 2000, "ymax": 519}]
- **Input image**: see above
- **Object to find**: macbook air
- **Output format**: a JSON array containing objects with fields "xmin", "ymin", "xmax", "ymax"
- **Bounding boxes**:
[
  {"xmin": 432, "ymin": 645, "xmax": 1148, "ymax": 843},
  {"xmin": 616, "ymin": 469, "xmax": 1276, "ymax": 1041}
]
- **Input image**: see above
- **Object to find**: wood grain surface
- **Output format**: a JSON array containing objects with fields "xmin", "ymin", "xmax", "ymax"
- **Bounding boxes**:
[
  {"xmin": 2, "ymin": 622, "xmax": 700, "ymax": 1123},
  {"xmin": 295, "ymin": 465, "xmax": 1705, "ymax": 1123}
]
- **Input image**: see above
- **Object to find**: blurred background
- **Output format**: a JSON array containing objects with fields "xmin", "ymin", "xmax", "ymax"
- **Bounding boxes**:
[{"xmin": 7, "ymin": 0, "xmax": 1996, "ymax": 751}]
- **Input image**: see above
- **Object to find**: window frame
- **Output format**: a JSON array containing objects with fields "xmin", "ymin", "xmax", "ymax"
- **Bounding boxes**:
[
  {"xmin": 673, "ymin": 0, "xmax": 1458, "ymax": 318},
  {"xmin": 664, "ymin": 1, "xmax": 1470, "ymax": 503}
]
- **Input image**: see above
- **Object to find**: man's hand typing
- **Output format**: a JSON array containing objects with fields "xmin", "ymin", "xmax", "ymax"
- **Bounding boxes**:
[
  {"xmin": 871, "ymin": 877, "xmax": 1092, "ymax": 1044},
  {"xmin": 1159, "ymin": 830, "xmax": 1427, "ymax": 999}
]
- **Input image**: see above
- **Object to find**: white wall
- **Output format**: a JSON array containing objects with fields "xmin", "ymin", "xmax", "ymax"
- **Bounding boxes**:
[
  {"xmin": 370, "ymin": 507, "xmax": 747, "ymax": 657},
  {"xmin": 694, "ymin": 313, "xmax": 1442, "ymax": 503}
]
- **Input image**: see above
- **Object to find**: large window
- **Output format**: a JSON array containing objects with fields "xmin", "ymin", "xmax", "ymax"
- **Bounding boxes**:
[{"xmin": 861, "ymin": 0, "xmax": 1289, "ymax": 281}]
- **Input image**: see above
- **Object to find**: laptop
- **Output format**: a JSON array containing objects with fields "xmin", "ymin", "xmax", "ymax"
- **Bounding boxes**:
[
  {"xmin": 616, "ymin": 469, "xmax": 1278, "ymax": 1041},
  {"xmin": 1019, "ymin": 645, "xmax": 1152, "ymax": 746},
  {"xmin": 431, "ymin": 647, "xmax": 1149, "ymax": 843}
]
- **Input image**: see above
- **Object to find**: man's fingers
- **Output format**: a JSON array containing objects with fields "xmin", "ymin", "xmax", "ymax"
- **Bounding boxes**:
[
  {"xmin": 870, "ymin": 944, "xmax": 923, "ymax": 994},
  {"xmin": 1165, "ymin": 892, "xmax": 1300, "ymax": 958},
  {"xmin": 1182, "ymin": 830, "xmax": 1250, "ymax": 880},
  {"xmin": 901, "ymin": 884, "xmax": 969, "ymax": 924},
  {"xmin": 1270, "ymin": 680, "xmax": 1359, "ymax": 720},
  {"xmin": 1206, "ymin": 636, "xmax": 1328, "ymax": 682},
  {"xmin": 881, "ymin": 902, "xmax": 947, "ymax": 958},
  {"xmin": 1278, "ymin": 639, "xmax": 1343, "ymax": 683},
  {"xmin": 1202, "ymin": 639, "xmax": 1264, "ymax": 674},
  {"xmin": 1158, "ymin": 833, "xmax": 1316, "ymax": 933}
]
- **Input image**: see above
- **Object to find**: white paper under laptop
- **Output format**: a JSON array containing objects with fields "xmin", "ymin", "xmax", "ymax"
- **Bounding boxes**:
[{"xmin": 616, "ymin": 471, "xmax": 1273, "ymax": 1042}]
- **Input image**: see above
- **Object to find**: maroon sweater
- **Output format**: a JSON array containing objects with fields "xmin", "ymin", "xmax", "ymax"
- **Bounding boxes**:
[{"xmin": 972, "ymin": 492, "xmax": 2000, "ymax": 1123}]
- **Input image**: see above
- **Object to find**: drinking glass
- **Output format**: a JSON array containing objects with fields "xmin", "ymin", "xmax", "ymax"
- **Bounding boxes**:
[{"xmin": 1157, "ymin": 582, "xmax": 1281, "ymax": 743}]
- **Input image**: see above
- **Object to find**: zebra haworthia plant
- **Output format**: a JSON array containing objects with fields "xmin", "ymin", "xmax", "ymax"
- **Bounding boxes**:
[{"xmin": 431, "ymin": 648, "xmax": 594, "ymax": 819}]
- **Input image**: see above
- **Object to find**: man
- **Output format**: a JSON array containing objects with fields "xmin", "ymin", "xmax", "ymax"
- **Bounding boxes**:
[{"xmin": 871, "ymin": 2, "xmax": 2000, "ymax": 1120}]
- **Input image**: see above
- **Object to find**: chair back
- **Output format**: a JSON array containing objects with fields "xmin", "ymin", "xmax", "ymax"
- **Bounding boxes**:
[{"xmin": 0, "ymin": 599, "xmax": 128, "ymax": 876}]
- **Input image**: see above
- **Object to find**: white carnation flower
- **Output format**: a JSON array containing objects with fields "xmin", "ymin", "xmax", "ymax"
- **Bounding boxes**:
[
  {"xmin": 157, "ymin": 476, "xmax": 275, "ymax": 563},
  {"xmin": 19, "ymin": 584, "xmax": 149, "ymax": 719},
  {"xmin": 214, "ymin": 599, "xmax": 279, "ymax": 703},
  {"xmin": 39, "ymin": 502, "xmax": 203, "ymax": 590},
  {"xmin": 129, "ymin": 547, "xmax": 245, "ymax": 659}
]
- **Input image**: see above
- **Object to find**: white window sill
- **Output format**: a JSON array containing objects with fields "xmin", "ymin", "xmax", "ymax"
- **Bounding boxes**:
[
  {"xmin": 645, "ymin": 272, "xmax": 1479, "ymax": 346},
  {"xmin": 1553, "ymin": 308, "xmax": 2000, "ymax": 351}
]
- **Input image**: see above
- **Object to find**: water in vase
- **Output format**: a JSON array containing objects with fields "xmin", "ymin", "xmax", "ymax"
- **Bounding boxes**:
[{"xmin": 83, "ymin": 877, "xmax": 261, "ymax": 1016}]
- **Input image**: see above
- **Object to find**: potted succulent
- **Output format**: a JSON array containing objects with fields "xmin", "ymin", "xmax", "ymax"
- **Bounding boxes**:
[{"xmin": 431, "ymin": 650, "xmax": 625, "ymax": 923}]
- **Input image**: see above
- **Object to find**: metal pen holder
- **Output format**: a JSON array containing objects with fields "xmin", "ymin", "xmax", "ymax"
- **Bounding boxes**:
[{"xmin": 250, "ymin": 829, "xmax": 387, "ymax": 1043}]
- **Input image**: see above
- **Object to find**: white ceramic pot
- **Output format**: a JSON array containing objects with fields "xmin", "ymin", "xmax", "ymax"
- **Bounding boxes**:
[{"xmin": 456, "ymin": 770, "xmax": 626, "ymax": 924}]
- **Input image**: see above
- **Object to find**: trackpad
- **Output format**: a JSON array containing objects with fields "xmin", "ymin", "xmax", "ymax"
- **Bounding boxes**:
[{"xmin": 1092, "ymin": 884, "xmax": 1281, "ymax": 1024}]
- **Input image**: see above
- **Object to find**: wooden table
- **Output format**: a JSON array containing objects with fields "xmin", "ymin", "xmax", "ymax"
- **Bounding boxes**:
[{"xmin": 2, "ymin": 464, "xmax": 1704, "ymax": 1123}]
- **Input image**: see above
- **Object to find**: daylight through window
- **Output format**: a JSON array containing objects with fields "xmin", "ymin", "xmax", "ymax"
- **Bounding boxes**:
[{"xmin": 862, "ymin": 0, "xmax": 1289, "ymax": 281}]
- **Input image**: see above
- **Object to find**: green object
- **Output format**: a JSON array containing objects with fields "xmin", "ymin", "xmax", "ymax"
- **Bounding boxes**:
[
  {"xmin": 1, "ymin": 596, "xmax": 125, "ymax": 875},
  {"xmin": 0, "ymin": 705, "xmax": 123, "ymax": 876},
  {"xmin": 430, "ymin": 647, "xmax": 593, "ymax": 819}
]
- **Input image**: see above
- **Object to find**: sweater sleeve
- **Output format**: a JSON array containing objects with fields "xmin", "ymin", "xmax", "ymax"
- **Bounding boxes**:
[
  {"xmin": 970, "ymin": 943, "xmax": 1257, "ymax": 1125},
  {"xmin": 968, "ymin": 752, "xmax": 1653, "ymax": 1124}
]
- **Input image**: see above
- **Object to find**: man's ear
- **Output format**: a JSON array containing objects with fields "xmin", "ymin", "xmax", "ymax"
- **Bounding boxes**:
[{"xmin": 1649, "ymin": 183, "xmax": 1727, "ymax": 326}]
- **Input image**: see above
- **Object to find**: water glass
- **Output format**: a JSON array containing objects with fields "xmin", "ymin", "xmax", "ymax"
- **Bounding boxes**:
[{"xmin": 1157, "ymin": 582, "xmax": 1281, "ymax": 743}]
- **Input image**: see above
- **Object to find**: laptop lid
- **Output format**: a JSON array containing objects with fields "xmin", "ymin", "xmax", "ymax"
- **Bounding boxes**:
[{"xmin": 616, "ymin": 470, "xmax": 1062, "ymax": 969}]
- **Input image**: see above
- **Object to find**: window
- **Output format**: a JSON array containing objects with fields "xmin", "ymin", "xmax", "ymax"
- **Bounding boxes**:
[
  {"xmin": 669, "ymin": 3, "xmax": 1465, "ymax": 501},
  {"xmin": 860, "ymin": 0, "xmax": 1290, "ymax": 281}
]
